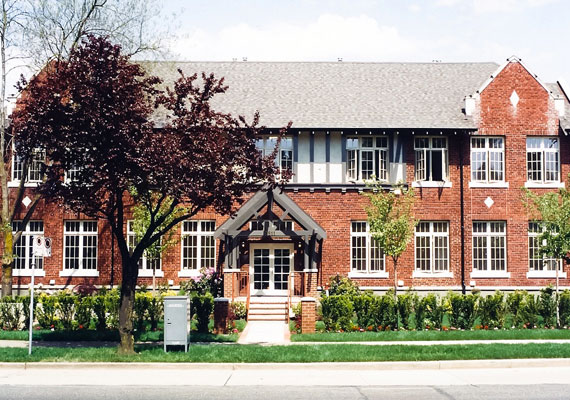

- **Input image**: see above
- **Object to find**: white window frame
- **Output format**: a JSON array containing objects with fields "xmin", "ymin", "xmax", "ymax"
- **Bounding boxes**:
[
  {"xmin": 469, "ymin": 137, "xmax": 507, "ymax": 187},
  {"xmin": 179, "ymin": 220, "xmax": 216, "ymax": 277},
  {"xmin": 413, "ymin": 137, "xmax": 449, "ymax": 183},
  {"xmin": 471, "ymin": 221, "xmax": 509, "ymax": 278},
  {"xmin": 348, "ymin": 221, "xmax": 387, "ymax": 278},
  {"xmin": 10, "ymin": 147, "xmax": 45, "ymax": 187},
  {"xmin": 12, "ymin": 221, "xmax": 45, "ymax": 277},
  {"xmin": 346, "ymin": 136, "xmax": 389, "ymax": 182},
  {"xmin": 525, "ymin": 137, "xmax": 562, "ymax": 188},
  {"xmin": 127, "ymin": 221, "xmax": 163, "ymax": 278},
  {"xmin": 527, "ymin": 222, "xmax": 566, "ymax": 278},
  {"xmin": 256, "ymin": 136, "xmax": 293, "ymax": 175},
  {"xmin": 413, "ymin": 221, "xmax": 452, "ymax": 278},
  {"xmin": 60, "ymin": 220, "xmax": 99, "ymax": 277}
]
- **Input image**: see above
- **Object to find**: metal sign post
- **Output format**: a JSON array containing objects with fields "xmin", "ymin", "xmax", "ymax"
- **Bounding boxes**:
[{"xmin": 29, "ymin": 236, "xmax": 52, "ymax": 356}]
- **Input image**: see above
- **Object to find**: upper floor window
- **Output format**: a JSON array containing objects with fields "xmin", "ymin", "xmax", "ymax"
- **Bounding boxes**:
[
  {"xmin": 11, "ymin": 148, "xmax": 45, "ymax": 182},
  {"xmin": 350, "ymin": 221, "xmax": 384, "ymax": 274},
  {"xmin": 415, "ymin": 221, "xmax": 449, "ymax": 273},
  {"xmin": 472, "ymin": 221, "xmax": 506, "ymax": 273},
  {"xmin": 250, "ymin": 220, "xmax": 294, "ymax": 231},
  {"xmin": 527, "ymin": 137, "xmax": 559, "ymax": 183},
  {"xmin": 63, "ymin": 220, "xmax": 98, "ymax": 271},
  {"xmin": 181, "ymin": 220, "xmax": 216, "ymax": 271},
  {"xmin": 414, "ymin": 137, "xmax": 448, "ymax": 182},
  {"xmin": 256, "ymin": 136, "xmax": 293, "ymax": 174},
  {"xmin": 471, "ymin": 137, "xmax": 504, "ymax": 183},
  {"xmin": 127, "ymin": 221, "xmax": 161, "ymax": 273},
  {"xmin": 346, "ymin": 137, "xmax": 389, "ymax": 181},
  {"xmin": 528, "ymin": 222, "xmax": 561, "ymax": 272},
  {"xmin": 12, "ymin": 221, "xmax": 44, "ymax": 271}
]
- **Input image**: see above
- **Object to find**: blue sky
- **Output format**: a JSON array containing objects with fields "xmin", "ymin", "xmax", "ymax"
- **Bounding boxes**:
[{"xmin": 161, "ymin": 0, "xmax": 569, "ymax": 85}]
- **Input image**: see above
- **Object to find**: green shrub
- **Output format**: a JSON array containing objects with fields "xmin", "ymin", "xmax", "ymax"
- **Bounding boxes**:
[
  {"xmin": 74, "ymin": 296, "xmax": 93, "ymax": 329},
  {"xmin": 147, "ymin": 295, "xmax": 163, "ymax": 331},
  {"xmin": 0, "ymin": 299, "xmax": 21, "ymax": 330},
  {"xmin": 372, "ymin": 292, "xmax": 397, "ymax": 330},
  {"xmin": 538, "ymin": 286, "xmax": 556, "ymax": 327},
  {"xmin": 478, "ymin": 291, "xmax": 505, "ymax": 329},
  {"xmin": 56, "ymin": 291, "xmax": 76, "ymax": 330},
  {"xmin": 397, "ymin": 290, "xmax": 416, "ymax": 330},
  {"xmin": 230, "ymin": 301, "xmax": 247, "ymax": 320},
  {"xmin": 353, "ymin": 291, "xmax": 375, "ymax": 328},
  {"xmin": 560, "ymin": 290, "xmax": 570, "ymax": 327},
  {"xmin": 36, "ymin": 294, "xmax": 57, "ymax": 329},
  {"xmin": 192, "ymin": 293, "xmax": 214, "ymax": 333},
  {"xmin": 520, "ymin": 292, "xmax": 539, "ymax": 328},
  {"xmin": 506, "ymin": 290, "xmax": 528, "ymax": 328},
  {"xmin": 320, "ymin": 294, "xmax": 354, "ymax": 331},
  {"xmin": 447, "ymin": 292, "xmax": 478, "ymax": 330},
  {"xmin": 18, "ymin": 296, "xmax": 35, "ymax": 329},
  {"xmin": 327, "ymin": 274, "xmax": 360, "ymax": 299},
  {"xmin": 105, "ymin": 290, "xmax": 120, "ymax": 329},
  {"xmin": 134, "ymin": 292, "xmax": 151, "ymax": 332},
  {"xmin": 92, "ymin": 294, "xmax": 107, "ymax": 331}
]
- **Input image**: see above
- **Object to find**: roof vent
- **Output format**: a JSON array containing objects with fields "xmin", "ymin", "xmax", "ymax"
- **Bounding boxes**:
[
  {"xmin": 465, "ymin": 96, "xmax": 475, "ymax": 116},
  {"xmin": 337, "ymin": 57, "xmax": 343, "ymax": 62},
  {"xmin": 555, "ymin": 96, "xmax": 565, "ymax": 117}
]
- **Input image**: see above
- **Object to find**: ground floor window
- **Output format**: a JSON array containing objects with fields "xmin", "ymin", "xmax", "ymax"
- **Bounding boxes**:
[
  {"xmin": 528, "ymin": 222, "xmax": 560, "ymax": 272},
  {"xmin": 350, "ymin": 221, "xmax": 384, "ymax": 274},
  {"xmin": 63, "ymin": 220, "xmax": 98, "ymax": 271},
  {"xmin": 12, "ymin": 221, "xmax": 44, "ymax": 271},
  {"xmin": 127, "ymin": 221, "xmax": 161, "ymax": 274},
  {"xmin": 472, "ymin": 221, "xmax": 506, "ymax": 272},
  {"xmin": 181, "ymin": 220, "xmax": 216, "ymax": 271},
  {"xmin": 415, "ymin": 221, "xmax": 449, "ymax": 273}
]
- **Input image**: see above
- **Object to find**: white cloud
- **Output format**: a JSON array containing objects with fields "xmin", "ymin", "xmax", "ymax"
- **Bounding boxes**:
[
  {"xmin": 168, "ymin": 14, "xmax": 417, "ymax": 62},
  {"xmin": 408, "ymin": 4, "xmax": 421, "ymax": 12},
  {"xmin": 434, "ymin": 0, "xmax": 559, "ymax": 12}
]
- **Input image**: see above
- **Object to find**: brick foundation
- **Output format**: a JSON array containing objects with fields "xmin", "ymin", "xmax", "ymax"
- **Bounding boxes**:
[
  {"xmin": 213, "ymin": 297, "xmax": 230, "ymax": 334},
  {"xmin": 301, "ymin": 297, "xmax": 316, "ymax": 334}
]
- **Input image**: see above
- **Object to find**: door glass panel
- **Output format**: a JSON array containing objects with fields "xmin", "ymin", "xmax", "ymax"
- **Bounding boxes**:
[
  {"xmin": 253, "ymin": 249, "xmax": 270, "ymax": 290},
  {"xmin": 273, "ymin": 249, "xmax": 290, "ymax": 290}
]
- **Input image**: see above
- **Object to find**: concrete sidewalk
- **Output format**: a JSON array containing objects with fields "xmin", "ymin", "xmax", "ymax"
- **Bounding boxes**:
[{"xmin": 1, "ymin": 359, "xmax": 570, "ymax": 387}]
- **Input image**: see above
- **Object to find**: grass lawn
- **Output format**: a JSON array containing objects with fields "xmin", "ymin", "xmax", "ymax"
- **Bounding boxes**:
[
  {"xmin": 0, "ymin": 319, "xmax": 247, "ymax": 343},
  {"xmin": 1, "ymin": 342, "xmax": 570, "ymax": 363},
  {"xmin": 292, "ymin": 327, "xmax": 570, "ymax": 342}
]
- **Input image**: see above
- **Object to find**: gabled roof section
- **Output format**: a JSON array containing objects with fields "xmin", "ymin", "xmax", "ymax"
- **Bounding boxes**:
[
  {"xmin": 143, "ymin": 61, "xmax": 498, "ymax": 130},
  {"xmin": 214, "ymin": 188, "xmax": 327, "ymax": 240},
  {"xmin": 474, "ymin": 56, "xmax": 555, "ymax": 98}
]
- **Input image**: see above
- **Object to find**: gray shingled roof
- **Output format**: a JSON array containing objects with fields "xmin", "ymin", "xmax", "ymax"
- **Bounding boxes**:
[
  {"xmin": 143, "ymin": 61, "xmax": 500, "ymax": 129},
  {"xmin": 546, "ymin": 82, "xmax": 570, "ymax": 132}
]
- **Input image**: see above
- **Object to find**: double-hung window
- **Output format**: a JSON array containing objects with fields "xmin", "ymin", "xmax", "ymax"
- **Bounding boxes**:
[
  {"xmin": 346, "ymin": 137, "xmax": 389, "ymax": 181},
  {"xmin": 415, "ymin": 221, "xmax": 450, "ymax": 274},
  {"xmin": 414, "ymin": 137, "xmax": 448, "ymax": 182},
  {"xmin": 62, "ymin": 220, "xmax": 98, "ymax": 276},
  {"xmin": 12, "ymin": 221, "xmax": 44, "ymax": 275},
  {"xmin": 470, "ymin": 137, "xmax": 504, "ymax": 183},
  {"xmin": 472, "ymin": 221, "xmax": 507, "ymax": 275},
  {"xmin": 11, "ymin": 148, "xmax": 45, "ymax": 183},
  {"xmin": 528, "ymin": 222, "xmax": 563, "ymax": 276},
  {"xmin": 255, "ymin": 136, "xmax": 293, "ymax": 174},
  {"xmin": 526, "ymin": 137, "xmax": 560, "ymax": 184},
  {"xmin": 181, "ymin": 220, "xmax": 215, "ymax": 274},
  {"xmin": 127, "ymin": 221, "xmax": 162, "ymax": 277},
  {"xmin": 350, "ymin": 222, "xmax": 385, "ymax": 275}
]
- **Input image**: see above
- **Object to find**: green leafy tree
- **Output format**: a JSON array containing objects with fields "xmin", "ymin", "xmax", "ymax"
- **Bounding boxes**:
[
  {"xmin": 363, "ymin": 183, "xmax": 416, "ymax": 297},
  {"xmin": 523, "ymin": 184, "xmax": 570, "ymax": 327}
]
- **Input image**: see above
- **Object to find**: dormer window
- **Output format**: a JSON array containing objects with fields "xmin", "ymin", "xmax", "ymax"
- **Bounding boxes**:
[
  {"xmin": 414, "ymin": 137, "xmax": 448, "ymax": 182},
  {"xmin": 11, "ymin": 148, "xmax": 45, "ymax": 183},
  {"xmin": 346, "ymin": 136, "xmax": 388, "ymax": 182},
  {"xmin": 255, "ymin": 136, "xmax": 293, "ymax": 174}
]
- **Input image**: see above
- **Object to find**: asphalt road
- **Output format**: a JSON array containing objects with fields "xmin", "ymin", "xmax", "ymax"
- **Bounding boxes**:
[{"xmin": 2, "ymin": 384, "xmax": 570, "ymax": 400}]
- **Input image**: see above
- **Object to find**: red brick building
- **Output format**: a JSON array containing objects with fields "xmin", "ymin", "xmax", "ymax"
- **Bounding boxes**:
[{"xmin": 6, "ymin": 56, "xmax": 570, "ymax": 298}]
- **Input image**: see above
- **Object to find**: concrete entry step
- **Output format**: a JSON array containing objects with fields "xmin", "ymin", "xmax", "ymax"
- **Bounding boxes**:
[{"xmin": 238, "ymin": 320, "xmax": 291, "ymax": 344}]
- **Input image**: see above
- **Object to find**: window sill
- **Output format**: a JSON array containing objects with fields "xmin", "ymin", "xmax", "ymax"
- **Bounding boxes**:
[
  {"xmin": 412, "ymin": 181, "xmax": 452, "ymax": 188},
  {"xmin": 178, "ymin": 270, "xmax": 200, "ymax": 278},
  {"xmin": 526, "ymin": 271, "xmax": 567, "ymax": 279},
  {"xmin": 412, "ymin": 271, "xmax": 454, "ymax": 278},
  {"xmin": 59, "ymin": 270, "xmax": 99, "ymax": 277},
  {"xmin": 7, "ymin": 181, "xmax": 40, "ymax": 188},
  {"xmin": 470, "ymin": 271, "xmax": 511, "ymax": 279},
  {"xmin": 13, "ymin": 270, "xmax": 45, "ymax": 277},
  {"xmin": 468, "ymin": 182, "xmax": 509, "ymax": 189},
  {"xmin": 348, "ymin": 272, "xmax": 389, "ymax": 279},
  {"xmin": 524, "ymin": 182, "xmax": 565, "ymax": 189},
  {"xmin": 139, "ymin": 270, "xmax": 164, "ymax": 278}
]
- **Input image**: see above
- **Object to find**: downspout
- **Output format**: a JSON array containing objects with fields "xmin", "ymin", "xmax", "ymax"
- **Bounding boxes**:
[{"xmin": 459, "ymin": 132, "xmax": 466, "ymax": 294}]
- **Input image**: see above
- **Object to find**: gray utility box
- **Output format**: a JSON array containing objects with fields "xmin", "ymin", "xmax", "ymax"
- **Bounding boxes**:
[{"xmin": 163, "ymin": 296, "xmax": 190, "ymax": 352}]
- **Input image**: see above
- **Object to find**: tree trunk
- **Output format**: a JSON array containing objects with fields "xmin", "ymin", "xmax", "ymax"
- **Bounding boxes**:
[
  {"xmin": 118, "ymin": 259, "xmax": 137, "ymax": 354},
  {"xmin": 1, "ymin": 230, "xmax": 14, "ymax": 297},
  {"xmin": 393, "ymin": 257, "xmax": 398, "ymax": 298}
]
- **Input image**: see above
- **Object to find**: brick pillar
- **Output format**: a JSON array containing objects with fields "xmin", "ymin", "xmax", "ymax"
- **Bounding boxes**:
[
  {"xmin": 304, "ymin": 271, "xmax": 318, "ymax": 298},
  {"xmin": 213, "ymin": 297, "xmax": 230, "ymax": 334},
  {"xmin": 223, "ymin": 272, "xmax": 234, "ymax": 299},
  {"xmin": 301, "ymin": 297, "xmax": 316, "ymax": 334}
]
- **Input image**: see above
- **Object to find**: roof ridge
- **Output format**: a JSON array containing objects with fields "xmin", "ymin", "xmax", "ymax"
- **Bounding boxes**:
[{"xmin": 139, "ymin": 60, "xmax": 500, "ymax": 66}]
